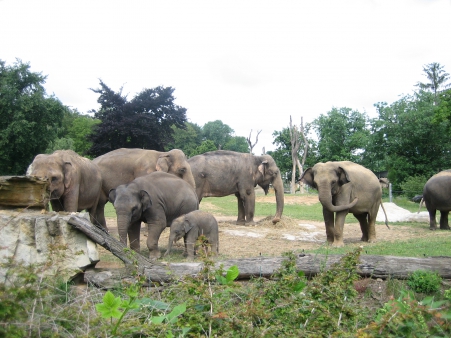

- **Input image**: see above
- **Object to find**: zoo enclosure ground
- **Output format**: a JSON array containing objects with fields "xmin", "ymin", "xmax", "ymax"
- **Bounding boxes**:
[{"xmin": 97, "ymin": 193, "xmax": 446, "ymax": 267}]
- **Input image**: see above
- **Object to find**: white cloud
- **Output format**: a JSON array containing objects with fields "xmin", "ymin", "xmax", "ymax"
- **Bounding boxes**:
[{"xmin": 1, "ymin": 0, "xmax": 450, "ymax": 151}]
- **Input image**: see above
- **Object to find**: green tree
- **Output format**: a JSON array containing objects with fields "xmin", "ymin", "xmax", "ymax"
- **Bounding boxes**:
[
  {"xmin": 46, "ymin": 109, "xmax": 100, "ymax": 156},
  {"xmin": 0, "ymin": 59, "xmax": 66, "ymax": 175},
  {"xmin": 369, "ymin": 92, "xmax": 451, "ymax": 191},
  {"xmin": 194, "ymin": 140, "xmax": 217, "ymax": 155},
  {"xmin": 223, "ymin": 136, "xmax": 249, "ymax": 153},
  {"xmin": 202, "ymin": 120, "xmax": 234, "ymax": 149},
  {"xmin": 166, "ymin": 122, "xmax": 203, "ymax": 157},
  {"xmin": 87, "ymin": 80, "xmax": 187, "ymax": 156},
  {"xmin": 416, "ymin": 62, "xmax": 450, "ymax": 104},
  {"xmin": 309, "ymin": 107, "xmax": 369, "ymax": 164}
]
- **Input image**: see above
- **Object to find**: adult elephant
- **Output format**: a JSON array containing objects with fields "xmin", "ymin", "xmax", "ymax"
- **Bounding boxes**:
[
  {"xmin": 93, "ymin": 148, "xmax": 195, "ymax": 229},
  {"xmin": 28, "ymin": 150, "xmax": 102, "ymax": 225},
  {"xmin": 188, "ymin": 150, "xmax": 284, "ymax": 225},
  {"xmin": 422, "ymin": 170, "xmax": 451, "ymax": 230},
  {"xmin": 108, "ymin": 171, "xmax": 199, "ymax": 259},
  {"xmin": 300, "ymin": 161, "xmax": 388, "ymax": 247}
]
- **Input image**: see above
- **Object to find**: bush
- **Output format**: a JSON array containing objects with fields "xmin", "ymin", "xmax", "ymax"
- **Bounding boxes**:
[
  {"xmin": 407, "ymin": 270, "xmax": 442, "ymax": 294},
  {"xmin": 400, "ymin": 175, "xmax": 428, "ymax": 200}
]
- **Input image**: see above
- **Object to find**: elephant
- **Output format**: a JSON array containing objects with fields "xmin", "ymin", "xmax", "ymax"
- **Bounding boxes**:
[
  {"xmin": 28, "ymin": 150, "xmax": 102, "ymax": 226},
  {"xmin": 164, "ymin": 210, "xmax": 219, "ymax": 260},
  {"xmin": 300, "ymin": 161, "xmax": 388, "ymax": 247},
  {"xmin": 108, "ymin": 171, "xmax": 199, "ymax": 259},
  {"xmin": 187, "ymin": 150, "xmax": 284, "ymax": 225},
  {"xmin": 93, "ymin": 148, "xmax": 195, "ymax": 230},
  {"xmin": 422, "ymin": 170, "xmax": 451, "ymax": 230}
]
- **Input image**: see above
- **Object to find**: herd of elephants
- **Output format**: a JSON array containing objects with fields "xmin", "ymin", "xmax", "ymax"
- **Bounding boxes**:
[{"xmin": 27, "ymin": 148, "xmax": 451, "ymax": 260}]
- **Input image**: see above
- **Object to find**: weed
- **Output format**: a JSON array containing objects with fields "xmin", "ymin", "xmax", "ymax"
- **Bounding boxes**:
[{"xmin": 407, "ymin": 270, "xmax": 442, "ymax": 294}]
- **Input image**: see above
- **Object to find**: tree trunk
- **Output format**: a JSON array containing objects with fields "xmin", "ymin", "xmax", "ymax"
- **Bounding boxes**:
[{"xmin": 68, "ymin": 215, "xmax": 451, "ymax": 285}]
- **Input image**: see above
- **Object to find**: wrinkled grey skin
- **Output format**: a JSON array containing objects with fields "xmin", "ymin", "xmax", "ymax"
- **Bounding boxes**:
[
  {"xmin": 108, "ymin": 171, "xmax": 199, "ymax": 259},
  {"xmin": 28, "ymin": 150, "xmax": 102, "ymax": 226},
  {"xmin": 188, "ymin": 150, "xmax": 284, "ymax": 225},
  {"xmin": 165, "ymin": 210, "xmax": 219, "ymax": 260},
  {"xmin": 422, "ymin": 170, "xmax": 451, "ymax": 230},
  {"xmin": 300, "ymin": 161, "xmax": 387, "ymax": 247},
  {"xmin": 93, "ymin": 148, "xmax": 195, "ymax": 230}
]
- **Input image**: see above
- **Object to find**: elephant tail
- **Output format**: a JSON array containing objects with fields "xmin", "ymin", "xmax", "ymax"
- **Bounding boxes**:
[
  {"xmin": 380, "ymin": 201, "xmax": 390, "ymax": 229},
  {"xmin": 417, "ymin": 197, "xmax": 424, "ymax": 214}
]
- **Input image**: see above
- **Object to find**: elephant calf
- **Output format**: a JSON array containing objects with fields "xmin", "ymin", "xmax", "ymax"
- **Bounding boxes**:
[{"xmin": 165, "ymin": 210, "xmax": 219, "ymax": 260}]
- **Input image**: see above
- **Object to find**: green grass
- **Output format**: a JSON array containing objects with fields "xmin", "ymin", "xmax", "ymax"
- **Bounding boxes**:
[{"xmin": 306, "ymin": 234, "xmax": 451, "ymax": 257}]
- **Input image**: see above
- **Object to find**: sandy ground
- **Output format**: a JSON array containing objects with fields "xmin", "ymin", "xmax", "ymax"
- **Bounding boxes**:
[{"xmin": 96, "ymin": 195, "xmax": 443, "ymax": 267}]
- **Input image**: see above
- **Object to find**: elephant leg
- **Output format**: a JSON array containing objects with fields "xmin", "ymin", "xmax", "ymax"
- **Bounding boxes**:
[
  {"xmin": 235, "ymin": 193, "xmax": 246, "ymax": 225},
  {"xmin": 146, "ymin": 223, "xmax": 166, "ymax": 260},
  {"xmin": 322, "ymin": 208, "xmax": 335, "ymax": 244},
  {"xmin": 439, "ymin": 211, "xmax": 450, "ymax": 230},
  {"xmin": 354, "ymin": 213, "xmax": 376, "ymax": 242},
  {"xmin": 185, "ymin": 232, "xmax": 197, "ymax": 260},
  {"xmin": 128, "ymin": 220, "xmax": 142, "ymax": 252},
  {"xmin": 428, "ymin": 208, "xmax": 438, "ymax": 230},
  {"xmin": 94, "ymin": 196, "xmax": 108, "ymax": 230},
  {"xmin": 244, "ymin": 189, "xmax": 256, "ymax": 225},
  {"xmin": 333, "ymin": 210, "xmax": 348, "ymax": 247}
]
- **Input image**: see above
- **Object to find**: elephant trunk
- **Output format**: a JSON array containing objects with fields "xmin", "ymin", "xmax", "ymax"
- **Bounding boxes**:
[
  {"xmin": 272, "ymin": 174, "xmax": 285, "ymax": 224},
  {"xmin": 317, "ymin": 183, "xmax": 358, "ymax": 212},
  {"xmin": 165, "ymin": 233, "xmax": 176, "ymax": 256},
  {"xmin": 117, "ymin": 214, "xmax": 131, "ymax": 246}
]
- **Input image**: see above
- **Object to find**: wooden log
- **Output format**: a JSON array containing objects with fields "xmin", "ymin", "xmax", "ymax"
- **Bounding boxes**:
[
  {"xmin": 0, "ymin": 176, "xmax": 49, "ymax": 209},
  {"xmin": 68, "ymin": 215, "xmax": 451, "ymax": 284}
]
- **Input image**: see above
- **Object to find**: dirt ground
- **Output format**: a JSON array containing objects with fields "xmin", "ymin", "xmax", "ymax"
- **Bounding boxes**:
[{"xmin": 96, "ymin": 194, "xmax": 437, "ymax": 268}]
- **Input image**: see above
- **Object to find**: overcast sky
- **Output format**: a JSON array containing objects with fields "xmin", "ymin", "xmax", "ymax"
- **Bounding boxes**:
[{"xmin": 1, "ymin": 0, "xmax": 451, "ymax": 152}]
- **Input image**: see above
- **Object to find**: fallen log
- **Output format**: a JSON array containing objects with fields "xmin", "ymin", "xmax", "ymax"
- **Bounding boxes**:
[{"xmin": 68, "ymin": 215, "xmax": 451, "ymax": 285}]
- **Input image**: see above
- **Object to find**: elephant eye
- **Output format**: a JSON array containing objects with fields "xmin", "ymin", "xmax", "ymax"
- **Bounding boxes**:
[
  {"xmin": 51, "ymin": 176, "xmax": 58, "ymax": 183},
  {"xmin": 179, "ymin": 168, "xmax": 186, "ymax": 173},
  {"xmin": 131, "ymin": 206, "xmax": 138, "ymax": 213}
]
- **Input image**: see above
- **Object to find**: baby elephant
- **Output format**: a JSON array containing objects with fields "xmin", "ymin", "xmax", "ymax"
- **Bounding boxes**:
[{"xmin": 165, "ymin": 210, "xmax": 219, "ymax": 260}]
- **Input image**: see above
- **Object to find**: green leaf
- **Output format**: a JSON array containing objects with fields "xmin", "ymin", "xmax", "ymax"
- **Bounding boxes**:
[
  {"xmin": 226, "ymin": 265, "xmax": 239, "ymax": 282},
  {"xmin": 151, "ymin": 316, "xmax": 165, "ymax": 324},
  {"xmin": 95, "ymin": 291, "xmax": 123, "ymax": 319},
  {"xmin": 166, "ymin": 303, "xmax": 186, "ymax": 324}
]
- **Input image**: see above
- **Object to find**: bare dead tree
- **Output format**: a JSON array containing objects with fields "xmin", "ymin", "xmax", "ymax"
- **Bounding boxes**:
[
  {"xmin": 247, "ymin": 129, "xmax": 261, "ymax": 154},
  {"xmin": 289, "ymin": 116, "xmax": 308, "ymax": 194}
]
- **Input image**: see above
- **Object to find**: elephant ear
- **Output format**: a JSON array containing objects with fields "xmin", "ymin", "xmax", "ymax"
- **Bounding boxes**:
[
  {"xmin": 62, "ymin": 161, "xmax": 74, "ymax": 189},
  {"xmin": 258, "ymin": 160, "xmax": 268, "ymax": 176},
  {"xmin": 183, "ymin": 218, "xmax": 195, "ymax": 234},
  {"xmin": 300, "ymin": 168, "xmax": 315, "ymax": 188},
  {"xmin": 140, "ymin": 190, "xmax": 152, "ymax": 212},
  {"xmin": 156, "ymin": 154, "xmax": 170, "ymax": 172},
  {"xmin": 337, "ymin": 166, "xmax": 351, "ymax": 185},
  {"xmin": 108, "ymin": 189, "xmax": 117, "ymax": 203}
]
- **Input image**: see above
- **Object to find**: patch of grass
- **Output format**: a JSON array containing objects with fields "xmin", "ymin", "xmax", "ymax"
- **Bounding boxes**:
[
  {"xmin": 104, "ymin": 202, "xmax": 117, "ymax": 218},
  {"xmin": 385, "ymin": 196, "xmax": 423, "ymax": 213},
  {"xmin": 306, "ymin": 234, "xmax": 451, "ymax": 257}
]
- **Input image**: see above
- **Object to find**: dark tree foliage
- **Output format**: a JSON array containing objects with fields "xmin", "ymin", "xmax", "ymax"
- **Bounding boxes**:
[
  {"xmin": 0, "ymin": 59, "xmax": 66, "ymax": 175},
  {"xmin": 87, "ymin": 80, "xmax": 187, "ymax": 156},
  {"xmin": 166, "ymin": 122, "xmax": 203, "ymax": 157}
]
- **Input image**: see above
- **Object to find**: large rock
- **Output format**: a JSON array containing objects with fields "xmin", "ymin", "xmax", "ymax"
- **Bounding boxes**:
[
  {"xmin": 0, "ymin": 210, "xmax": 99, "ymax": 283},
  {"xmin": 377, "ymin": 202, "xmax": 429, "ymax": 223}
]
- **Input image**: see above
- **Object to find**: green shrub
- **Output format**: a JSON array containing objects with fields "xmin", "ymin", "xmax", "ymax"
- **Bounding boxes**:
[
  {"xmin": 400, "ymin": 175, "xmax": 428, "ymax": 200},
  {"xmin": 407, "ymin": 270, "xmax": 442, "ymax": 294}
]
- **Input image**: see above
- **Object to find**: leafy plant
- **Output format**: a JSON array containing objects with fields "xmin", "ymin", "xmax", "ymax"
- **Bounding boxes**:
[
  {"xmin": 96, "ymin": 285, "xmax": 140, "ymax": 335},
  {"xmin": 215, "ymin": 265, "xmax": 239, "ymax": 285},
  {"xmin": 407, "ymin": 270, "xmax": 442, "ymax": 294},
  {"xmin": 359, "ymin": 290, "xmax": 451, "ymax": 337},
  {"xmin": 400, "ymin": 175, "xmax": 428, "ymax": 200}
]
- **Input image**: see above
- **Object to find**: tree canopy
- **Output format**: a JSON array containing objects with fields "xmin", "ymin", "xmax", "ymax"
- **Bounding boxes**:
[
  {"xmin": 87, "ymin": 80, "xmax": 187, "ymax": 157},
  {"xmin": 0, "ymin": 59, "xmax": 66, "ymax": 175},
  {"xmin": 308, "ymin": 107, "xmax": 370, "ymax": 164}
]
